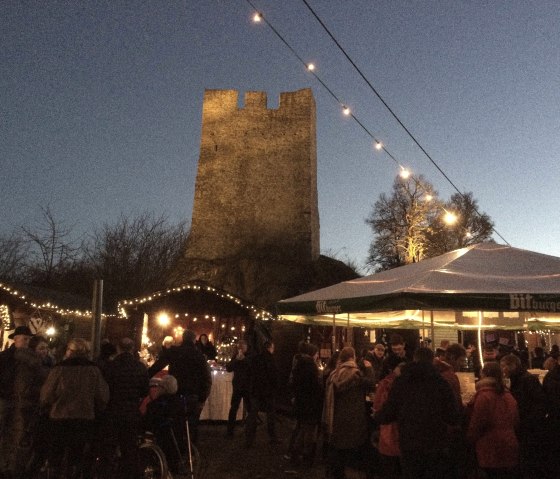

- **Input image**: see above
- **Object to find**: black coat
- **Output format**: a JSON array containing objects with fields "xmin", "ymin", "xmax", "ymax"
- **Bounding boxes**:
[
  {"xmin": 249, "ymin": 349, "xmax": 278, "ymax": 399},
  {"xmin": 226, "ymin": 353, "xmax": 251, "ymax": 392},
  {"xmin": 0, "ymin": 345, "xmax": 17, "ymax": 400},
  {"xmin": 149, "ymin": 341, "xmax": 212, "ymax": 402},
  {"xmin": 509, "ymin": 369, "xmax": 547, "ymax": 434},
  {"xmin": 543, "ymin": 364, "xmax": 560, "ymax": 424},
  {"xmin": 102, "ymin": 352, "xmax": 149, "ymax": 421},
  {"xmin": 291, "ymin": 354, "xmax": 322, "ymax": 423},
  {"xmin": 377, "ymin": 361, "xmax": 460, "ymax": 453}
]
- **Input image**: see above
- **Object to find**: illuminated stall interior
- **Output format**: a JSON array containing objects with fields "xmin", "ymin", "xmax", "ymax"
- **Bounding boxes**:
[
  {"xmin": 0, "ymin": 282, "xmax": 93, "ymax": 352},
  {"xmin": 118, "ymin": 283, "xmax": 274, "ymax": 364}
]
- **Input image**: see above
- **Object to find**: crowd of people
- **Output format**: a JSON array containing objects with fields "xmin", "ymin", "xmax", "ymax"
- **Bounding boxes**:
[
  {"xmin": 2, "ymin": 324, "xmax": 560, "ymax": 479},
  {"xmin": 282, "ymin": 334, "xmax": 560, "ymax": 479}
]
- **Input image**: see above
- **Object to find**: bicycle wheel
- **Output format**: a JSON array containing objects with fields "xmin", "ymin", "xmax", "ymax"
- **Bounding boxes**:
[{"xmin": 138, "ymin": 442, "xmax": 169, "ymax": 479}]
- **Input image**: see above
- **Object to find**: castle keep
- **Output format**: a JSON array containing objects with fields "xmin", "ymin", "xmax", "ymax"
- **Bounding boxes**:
[{"xmin": 173, "ymin": 88, "xmax": 353, "ymax": 307}]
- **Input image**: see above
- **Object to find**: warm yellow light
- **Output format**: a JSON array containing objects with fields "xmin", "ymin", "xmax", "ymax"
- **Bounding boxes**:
[
  {"xmin": 399, "ymin": 168, "xmax": 410, "ymax": 179},
  {"xmin": 424, "ymin": 194, "xmax": 433, "ymax": 202},
  {"xmin": 342, "ymin": 106, "xmax": 351, "ymax": 116},
  {"xmin": 46, "ymin": 326, "xmax": 56, "ymax": 336},
  {"xmin": 307, "ymin": 63, "xmax": 315, "ymax": 71},
  {"xmin": 375, "ymin": 141, "xmax": 383, "ymax": 150},
  {"xmin": 157, "ymin": 312, "xmax": 170, "ymax": 327},
  {"xmin": 253, "ymin": 12, "xmax": 262, "ymax": 22},
  {"xmin": 444, "ymin": 211, "xmax": 458, "ymax": 225}
]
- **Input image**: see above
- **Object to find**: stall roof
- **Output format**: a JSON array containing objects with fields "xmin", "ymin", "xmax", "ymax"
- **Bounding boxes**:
[{"xmin": 276, "ymin": 243, "xmax": 560, "ymax": 329}]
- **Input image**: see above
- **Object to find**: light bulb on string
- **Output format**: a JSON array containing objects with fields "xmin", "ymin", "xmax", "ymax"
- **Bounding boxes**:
[
  {"xmin": 424, "ymin": 194, "xmax": 433, "ymax": 202},
  {"xmin": 307, "ymin": 63, "xmax": 315, "ymax": 71},
  {"xmin": 342, "ymin": 105, "xmax": 351, "ymax": 116},
  {"xmin": 374, "ymin": 141, "xmax": 383, "ymax": 151},
  {"xmin": 253, "ymin": 12, "xmax": 262, "ymax": 23},
  {"xmin": 399, "ymin": 167, "xmax": 410, "ymax": 179},
  {"xmin": 443, "ymin": 210, "xmax": 458, "ymax": 226}
]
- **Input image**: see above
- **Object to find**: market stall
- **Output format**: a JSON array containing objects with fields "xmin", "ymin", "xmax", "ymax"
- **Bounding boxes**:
[{"xmin": 276, "ymin": 243, "xmax": 560, "ymax": 363}]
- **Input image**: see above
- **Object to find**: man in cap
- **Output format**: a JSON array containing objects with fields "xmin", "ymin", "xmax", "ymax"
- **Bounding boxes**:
[{"xmin": 0, "ymin": 326, "xmax": 33, "ymax": 475}]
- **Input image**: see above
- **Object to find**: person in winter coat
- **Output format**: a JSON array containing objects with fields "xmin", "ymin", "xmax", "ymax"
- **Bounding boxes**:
[
  {"xmin": 195, "ymin": 333, "xmax": 217, "ymax": 361},
  {"xmin": 290, "ymin": 343, "xmax": 323, "ymax": 466},
  {"xmin": 145, "ymin": 375, "xmax": 186, "ymax": 475},
  {"xmin": 323, "ymin": 346, "xmax": 375, "ymax": 479},
  {"xmin": 373, "ymin": 361, "xmax": 406, "ymax": 479},
  {"xmin": 40, "ymin": 338, "xmax": 109, "ymax": 479},
  {"xmin": 467, "ymin": 361, "xmax": 519, "ymax": 479},
  {"xmin": 226, "ymin": 339, "xmax": 252, "ymax": 437},
  {"xmin": 101, "ymin": 337, "xmax": 149, "ymax": 479},
  {"xmin": 149, "ymin": 329, "xmax": 212, "ymax": 444},
  {"xmin": 501, "ymin": 353, "xmax": 548, "ymax": 479},
  {"xmin": 543, "ymin": 355, "xmax": 560, "ymax": 471},
  {"xmin": 376, "ymin": 347, "xmax": 460, "ymax": 479},
  {"xmin": 245, "ymin": 340, "xmax": 279, "ymax": 447}
]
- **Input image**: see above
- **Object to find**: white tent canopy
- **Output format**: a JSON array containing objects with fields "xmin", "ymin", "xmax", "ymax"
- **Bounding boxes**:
[{"xmin": 276, "ymin": 243, "xmax": 560, "ymax": 330}]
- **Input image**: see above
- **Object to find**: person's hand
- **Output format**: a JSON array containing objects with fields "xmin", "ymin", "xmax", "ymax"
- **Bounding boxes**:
[{"xmin": 363, "ymin": 360, "xmax": 372, "ymax": 368}]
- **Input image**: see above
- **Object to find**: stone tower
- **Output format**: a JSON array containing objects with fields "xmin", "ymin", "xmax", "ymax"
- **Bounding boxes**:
[{"xmin": 172, "ymin": 88, "xmax": 326, "ymax": 307}]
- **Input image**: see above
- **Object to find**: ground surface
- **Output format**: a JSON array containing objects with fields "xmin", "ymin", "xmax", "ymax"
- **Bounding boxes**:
[{"xmin": 191, "ymin": 416, "xmax": 329, "ymax": 479}]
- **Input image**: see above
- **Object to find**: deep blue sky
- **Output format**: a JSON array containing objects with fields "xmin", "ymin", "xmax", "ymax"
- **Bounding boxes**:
[{"xmin": 2, "ymin": 1, "xmax": 560, "ymax": 272}]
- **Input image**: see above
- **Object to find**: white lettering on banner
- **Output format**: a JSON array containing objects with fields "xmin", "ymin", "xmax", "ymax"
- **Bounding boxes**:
[
  {"xmin": 509, "ymin": 293, "xmax": 560, "ymax": 312},
  {"xmin": 316, "ymin": 300, "xmax": 342, "ymax": 314}
]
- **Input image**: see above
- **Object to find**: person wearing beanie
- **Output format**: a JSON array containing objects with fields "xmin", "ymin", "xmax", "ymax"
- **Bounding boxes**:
[{"xmin": 145, "ymin": 375, "xmax": 185, "ymax": 474}]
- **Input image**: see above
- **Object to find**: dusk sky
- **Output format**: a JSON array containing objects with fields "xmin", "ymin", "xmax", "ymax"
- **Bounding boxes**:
[{"xmin": 2, "ymin": 1, "xmax": 560, "ymax": 272}]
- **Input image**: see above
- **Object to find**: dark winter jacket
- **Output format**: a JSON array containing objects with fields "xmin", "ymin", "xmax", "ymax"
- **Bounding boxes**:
[
  {"xmin": 249, "ymin": 349, "xmax": 278, "ymax": 399},
  {"xmin": 291, "ymin": 354, "xmax": 323, "ymax": 424},
  {"xmin": 508, "ymin": 369, "xmax": 547, "ymax": 436},
  {"xmin": 226, "ymin": 352, "xmax": 251, "ymax": 392},
  {"xmin": 102, "ymin": 352, "xmax": 149, "ymax": 421},
  {"xmin": 377, "ymin": 360, "xmax": 460, "ymax": 453},
  {"xmin": 196, "ymin": 340, "xmax": 217, "ymax": 361},
  {"xmin": 0, "ymin": 345, "xmax": 18, "ymax": 400},
  {"xmin": 40, "ymin": 356, "xmax": 109, "ymax": 421},
  {"xmin": 323, "ymin": 360, "xmax": 375, "ymax": 449},
  {"xmin": 543, "ymin": 364, "xmax": 560, "ymax": 424},
  {"xmin": 149, "ymin": 341, "xmax": 212, "ymax": 402}
]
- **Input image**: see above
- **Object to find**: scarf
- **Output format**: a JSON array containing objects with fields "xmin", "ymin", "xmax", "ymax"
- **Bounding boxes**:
[{"xmin": 323, "ymin": 360, "xmax": 360, "ymax": 436}]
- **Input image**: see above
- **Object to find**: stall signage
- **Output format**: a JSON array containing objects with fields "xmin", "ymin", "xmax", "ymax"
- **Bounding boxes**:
[
  {"xmin": 509, "ymin": 293, "xmax": 560, "ymax": 312},
  {"xmin": 315, "ymin": 300, "xmax": 342, "ymax": 314}
]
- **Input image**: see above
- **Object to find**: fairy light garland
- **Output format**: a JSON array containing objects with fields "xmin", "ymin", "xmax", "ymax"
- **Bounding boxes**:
[
  {"xmin": 118, "ymin": 282, "xmax": 274, "ymax": 321},
  {"xmin": 0, "ymin": 304, "xmax": 10, "ymax": 329},
  {"xmin": 245, "ymin": 2, "xmax": 510, "ymax": 244},
  {"xmin": 0, "ymin": 282, "xmax": 96, "ymax": 319}
]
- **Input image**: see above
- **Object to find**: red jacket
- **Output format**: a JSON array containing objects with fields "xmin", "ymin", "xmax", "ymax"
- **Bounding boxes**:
[
  {"xmin": 467, "ymin": 379, "xmax": 519, "ymax": 469},
  {"xmin": 373, "ymin": 372, "xmax": 400, "ymax": 456},
  {"xmin": 433, "ymin": 358, "xmax": 462, "ymax": 409}
]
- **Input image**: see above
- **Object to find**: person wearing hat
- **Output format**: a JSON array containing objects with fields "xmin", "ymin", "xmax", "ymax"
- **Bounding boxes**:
[
  {"xmin": 145, "ymin": 375, "xmax": 185, "ymax": 474},
  {"xmin": 0, "ymin": 325, "xmax": 34, "ymax": 475}
]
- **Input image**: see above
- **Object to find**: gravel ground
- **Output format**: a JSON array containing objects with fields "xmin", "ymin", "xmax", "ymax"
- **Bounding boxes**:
[{"xmin": 191, "ymin": 416, "xmax": 329, "ymax": 479}]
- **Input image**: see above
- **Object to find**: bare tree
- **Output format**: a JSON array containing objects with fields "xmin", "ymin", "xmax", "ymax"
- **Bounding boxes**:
[
  {"xmin": 366, "ymin": 175, "xmax": 439, "ymax": 271},
  {"xmin": 425, "ymin": 192, "xmax": 494, "ymax": 256},
  {"xmin": 81, "ymin": 212, "xmax": 188, "ymax": 310},
  {"xmin": 0, "ymin": 231, "xmax": 29, "ymax": 281},
  {"xmin": 21, "ymin": 206, "xmax": 78, "ymax": 287}
]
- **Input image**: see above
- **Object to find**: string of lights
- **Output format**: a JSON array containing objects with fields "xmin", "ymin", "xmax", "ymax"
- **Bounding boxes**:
[{"xmin": 245, "ymin": 1, "xmax": 510, "ymax": 244}]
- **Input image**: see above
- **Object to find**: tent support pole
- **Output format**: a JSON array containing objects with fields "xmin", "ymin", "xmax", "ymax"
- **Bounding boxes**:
[
  {"xmin": 332, "ymin": 314, "xmax": 336, "ymax": 354},
  {"xmin": 477, "ymin": 311, "xmax": 484, "ymax": 368},
  {"xmin": 430, "ymin": 311, "xmax": 435, "ymax": 350}
]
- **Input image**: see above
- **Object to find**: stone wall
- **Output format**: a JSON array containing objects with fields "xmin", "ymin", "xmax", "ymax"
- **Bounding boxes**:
[{"xmin": 172, "ymin": 89, "xmax": 323, "ymax": 306}]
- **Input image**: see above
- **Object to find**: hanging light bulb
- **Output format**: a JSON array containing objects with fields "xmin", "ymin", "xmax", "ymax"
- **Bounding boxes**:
[
  {"xmin": 399, "ymin": 167, "xmax": 410, "ymax": 179},
  {"xmin": 444, "ymin": 211, "xmax": 458, "ymax": 225},
  {"xmin": 307, "ymin": 63, "xmax": 315, "ymax": 71},
  {"xmin": 374, "ymin": 141, "xmax": 383, "ymax": 150},
  {"xmin": 253, "ymin": 12, "xmax": 262, "ymax": 22},
  {"xmin": 342, "ymin": 105, "xmax": 351, "ymax": 116},
  {"xmin": 424, "ymin": 194, "xmax": 433, "ymax": 202}
]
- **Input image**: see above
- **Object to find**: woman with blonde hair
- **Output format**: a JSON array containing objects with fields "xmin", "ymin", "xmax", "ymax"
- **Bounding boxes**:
[
  {"xmin": 40, "ymin": 338, "xmax": 109, "ymax": 478},
  {"xmin": 323, "ymin": 346, "xmax": 375, "ymax": 479}
]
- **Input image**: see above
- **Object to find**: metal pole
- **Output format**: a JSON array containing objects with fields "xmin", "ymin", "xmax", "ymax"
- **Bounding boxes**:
[
  {"xmin": 331, "ymin": 314, "xmax": 336, "ymax": 353},
  {"xmin": 91, "ymin": 279, "xmax": 103, "ymax": 359},
  {"xmin": 477, "ymin": 311, "xmax": 484, "ymax": 369},
  {"xmin": 430, "ymin": 311, "xmax": 435, "ymax": 350}
]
